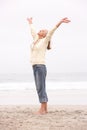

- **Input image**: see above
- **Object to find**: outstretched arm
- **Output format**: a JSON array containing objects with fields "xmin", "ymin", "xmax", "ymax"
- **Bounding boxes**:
[
  {"xmin": 56, "ymin": 17, "xmax": 71, "ymax": 28},
  {"xmin": 27, "ymin": 17, "xmax": 37, "ymax": 39},
  {"xmin": 46, "ymin": 17, "xmax": 71, "ymax": 40}
]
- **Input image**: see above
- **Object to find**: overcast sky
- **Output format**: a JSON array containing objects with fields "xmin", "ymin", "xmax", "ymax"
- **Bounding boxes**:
[{"xmin": 0, "ymin": 0, "xmax": 87, "ymax": 74}]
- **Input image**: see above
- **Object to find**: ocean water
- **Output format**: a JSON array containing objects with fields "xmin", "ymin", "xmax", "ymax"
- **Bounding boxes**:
[
  {"xmin": 0, "ymin": 72, "xmax": 87, "ymax": 82},
  {"xmin": 0, "ymin": 73, "xmax": 87, "ymax": 90},
  {"xmin": 0, "ymin": 73, "xmax": 87, "ymax": 105}
]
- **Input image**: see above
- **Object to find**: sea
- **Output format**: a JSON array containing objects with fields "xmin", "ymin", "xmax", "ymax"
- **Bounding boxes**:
[
  {"xmin": 0, "ymin": 73, "xmax": 87, "ymax": 105},
  {"xmin": 0, "ymin": 72, "xmax": 87, "ymax": 90}
]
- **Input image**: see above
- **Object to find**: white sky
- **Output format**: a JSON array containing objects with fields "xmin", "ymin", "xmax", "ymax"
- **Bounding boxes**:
[{"xmin": 0, "ymin": 0, "xmax": 87, "ymax": 74}]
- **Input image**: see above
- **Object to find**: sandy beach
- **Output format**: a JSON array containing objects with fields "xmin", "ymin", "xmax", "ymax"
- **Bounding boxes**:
[
  {"xmin": 0, "ymin": 105, "xmax": 87, "ymax": 130},
  {"xmin": 0, "ymin": 82, "xmax": 87, "ymax": 130}
]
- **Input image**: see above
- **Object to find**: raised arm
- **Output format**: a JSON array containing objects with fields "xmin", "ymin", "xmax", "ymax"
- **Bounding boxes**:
[
  {"xmin": 56, "ymin": 17, "xmax": 71, "ymax": 28},
  {"xmin": 46, "ymin": 17, "xmax": 71, "ymax": 40},
  {"xmin": 27, "ymin": 17, "xmax": 37, "ymax": 39}
]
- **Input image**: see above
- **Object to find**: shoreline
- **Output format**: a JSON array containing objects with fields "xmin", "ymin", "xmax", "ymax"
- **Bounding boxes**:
[{"xmin": 0, "ymin": 89, "xmax": 87, "ymax": 105}]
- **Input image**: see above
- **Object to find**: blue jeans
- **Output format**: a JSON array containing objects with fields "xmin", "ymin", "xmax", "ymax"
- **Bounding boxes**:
[{"xmin": 32, "ymin": 64, "xmax": 48, "ymax": 103}]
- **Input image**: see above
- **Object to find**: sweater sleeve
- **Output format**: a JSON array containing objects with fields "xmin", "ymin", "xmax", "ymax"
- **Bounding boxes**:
[
  {"xmin": 29, "ymin": 24, "xmax": 37, "ymax": 40},
  {"xmin": 46, "ymin": 26, "xmax": 57, "ymax": 41}
]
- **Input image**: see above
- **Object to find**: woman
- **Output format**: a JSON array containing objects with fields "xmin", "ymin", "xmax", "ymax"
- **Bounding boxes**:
[{"xmin": 27, "ymin": 17, "xmax": 71, "ymax": 114}]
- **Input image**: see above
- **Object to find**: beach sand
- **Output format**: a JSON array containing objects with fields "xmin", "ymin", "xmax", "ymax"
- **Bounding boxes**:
[
  {"xmin": 0, "ymin": 105, "xmax": 87, "ymax": 130},
  {"xmin": 0, "ymin": 82, "xmax": 87, "ymax": 130}
]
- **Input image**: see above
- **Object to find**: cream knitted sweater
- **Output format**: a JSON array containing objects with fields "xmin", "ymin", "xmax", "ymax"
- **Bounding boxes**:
[{"xmin": 29, "ymin": 24, "xmax": 57, "ymax": 65}]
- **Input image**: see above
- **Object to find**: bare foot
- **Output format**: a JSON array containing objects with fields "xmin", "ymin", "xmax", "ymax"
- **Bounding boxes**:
[
  {"xmin": 33, "ymin": 103, "xmax": 48, "ymax": 115},
  {"xmin": 33, "ymin": 109, "xmax": 48, "ymax": 115}
]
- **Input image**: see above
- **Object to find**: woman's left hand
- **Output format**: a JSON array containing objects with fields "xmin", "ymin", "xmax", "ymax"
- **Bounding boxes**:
[{"xmin": 61, "ymin": 17, "xmax": 71, "ymax": 23}]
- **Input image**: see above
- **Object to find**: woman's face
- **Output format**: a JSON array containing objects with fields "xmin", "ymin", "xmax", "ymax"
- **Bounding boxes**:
[{"xmin": 38, "ymin": 29, "xmax": 48, "ymax": 38}]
